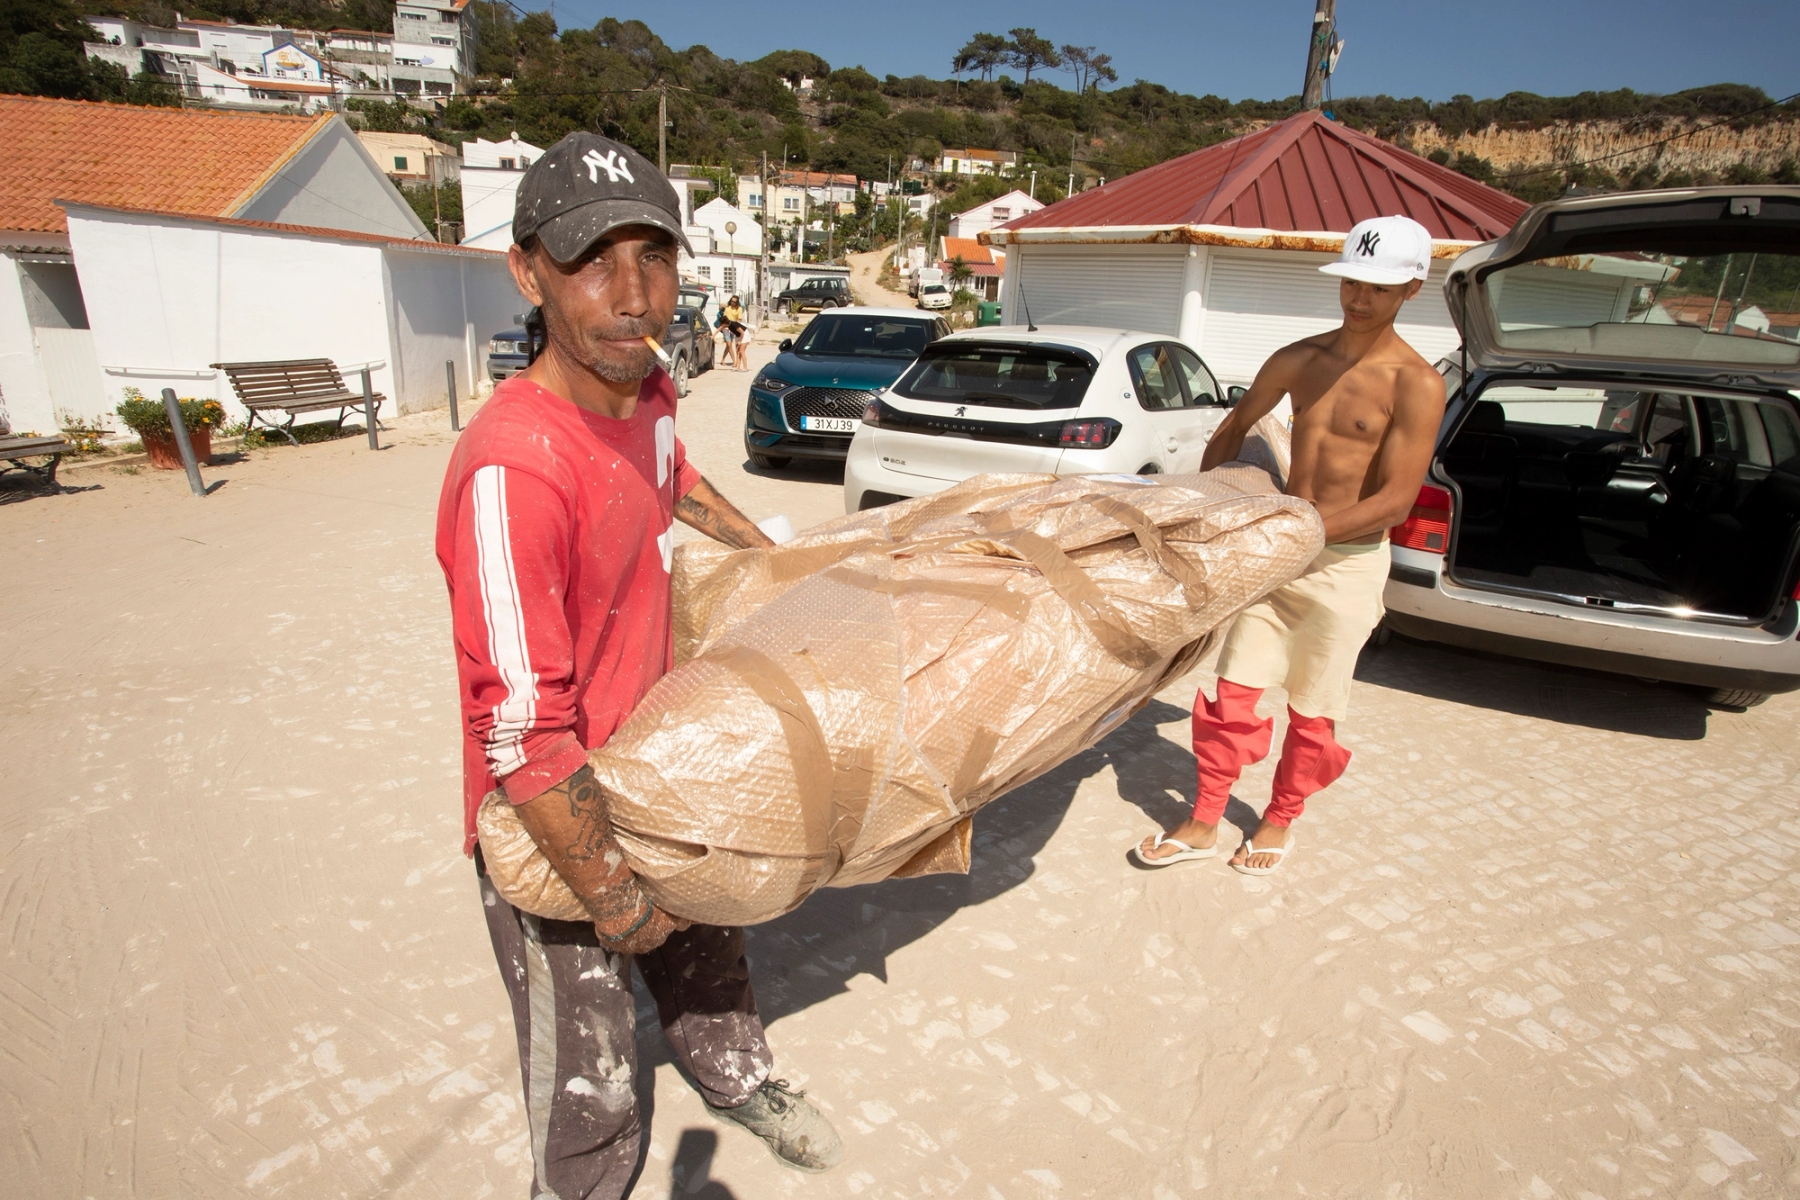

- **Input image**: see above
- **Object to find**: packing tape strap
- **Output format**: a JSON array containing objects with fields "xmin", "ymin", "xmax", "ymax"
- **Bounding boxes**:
[
  {"xmin": 767, "ymin": 536, "xmax": 883, "ymax": 583},
  {"xmin": 999, "ymin": 529, "xmax": 1161, "ymax": 669},
  {"xmin": 706, "ymin": 644, "xmax": 871, "ymax": 889},
  {"xmin": 821, "ymin": 565, "xmax": 1032, "ymax": 622},
  {"xmin": 886, "ymin": 475, "xmax": 1058, "ymax": 540},
  {"xmin": 1081, "ymin": 493, "xmax": 1209, "ymax": 607}
]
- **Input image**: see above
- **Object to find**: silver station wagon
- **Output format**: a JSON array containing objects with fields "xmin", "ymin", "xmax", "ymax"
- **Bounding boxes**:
[{"xmin": 1383, "ymin": 186, "xmax": 1800, "ymax": 709}]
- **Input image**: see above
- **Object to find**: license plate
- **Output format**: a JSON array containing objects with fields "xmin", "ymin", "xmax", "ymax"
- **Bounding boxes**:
[{"xmin": 801, "ymin": 416, "xmax": 857, "ymax": 433}]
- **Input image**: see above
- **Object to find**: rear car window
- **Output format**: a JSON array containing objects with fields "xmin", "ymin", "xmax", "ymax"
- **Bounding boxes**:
[
  {"xmin": 893, "ymin": 344, "xmax": 1095, "ymax": 410},
  {"xmin": 1469, "ymin": 383, "xmax": 1800, "ymax": 471},
  {"xmin": 1481, "ymin": 248, "xmax": 1800, "ymax": 368},
  {"xmin": 794, "ymin": 315, "xmax": 936, "ymax": 358}
]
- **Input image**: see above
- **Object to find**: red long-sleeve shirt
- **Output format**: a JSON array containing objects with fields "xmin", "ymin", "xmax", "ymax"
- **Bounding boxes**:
[{"xmin": 436, "ymin": 373, "xmax": 701, "ymax": 853}]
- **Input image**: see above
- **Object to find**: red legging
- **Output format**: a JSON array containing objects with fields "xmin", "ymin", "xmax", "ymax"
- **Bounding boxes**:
[{"xmin": 1191, "ymin": 679, "xmax": 1351, "ymax": 828}]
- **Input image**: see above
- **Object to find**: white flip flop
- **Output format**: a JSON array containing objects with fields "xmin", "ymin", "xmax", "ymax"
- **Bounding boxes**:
[
  {"xmin": 1130, "ymin": 833, "xmax": 1218, "ymax": 868},
  {"xmin": 1230, "ymin": 835, "xmax": 1296, "ymax": 877}
]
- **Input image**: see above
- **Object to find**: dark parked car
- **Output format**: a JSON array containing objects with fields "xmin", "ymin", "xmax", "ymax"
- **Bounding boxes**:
[
  {"xmin": 1383, "ymin": 185, "xmax": 1800, "ymax": 709},
  {"xmin": 485, "ymin": 304, "xmax": 714, "ymax": 396},
  {"xmin": 662, "ymin": 303, "xmax": 716, "ymax": 397},
  {"xmin": 744, "ymin": 307, "xmax": 951, "ymax": 468},
  {"xmin": 775, "ymin": 276, "xmax": 851, "ymax": 313}
]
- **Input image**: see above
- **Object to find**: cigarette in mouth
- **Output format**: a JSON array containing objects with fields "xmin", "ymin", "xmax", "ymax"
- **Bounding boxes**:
[{"xmin": 642, "ymin": 335, "xmax": 673, "ymax": 368}]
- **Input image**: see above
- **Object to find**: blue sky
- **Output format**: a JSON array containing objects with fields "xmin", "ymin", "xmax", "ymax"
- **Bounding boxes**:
[{"xmin": 545, "ymin": 0, "xmax": 1797, "ymax": 104}]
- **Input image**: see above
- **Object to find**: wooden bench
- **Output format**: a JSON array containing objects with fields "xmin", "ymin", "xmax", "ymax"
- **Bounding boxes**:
[
  {"xmin": 0, "ymin": 435, "xmax": 75, "ymax": 488},
  {"xmin": 210, "ymin": 358, "xmax": 387, "ymax": 446}
]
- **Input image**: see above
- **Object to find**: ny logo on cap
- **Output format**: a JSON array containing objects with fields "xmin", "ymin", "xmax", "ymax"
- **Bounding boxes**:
[
  {"xmin": 1356, "ymin": 230, "xmax": 1381, "ymax": 257},
  {"xmin": 583, "ymin": 148, "xmax": 635, "ymax": 185}
]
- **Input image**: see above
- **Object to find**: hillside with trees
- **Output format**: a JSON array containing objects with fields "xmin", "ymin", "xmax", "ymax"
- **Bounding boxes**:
[{"xmin": 8, "ymin": 3, "xmax": 1796, "ymax": 216}]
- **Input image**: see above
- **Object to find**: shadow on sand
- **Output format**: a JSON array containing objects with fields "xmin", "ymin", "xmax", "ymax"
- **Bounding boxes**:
[{"xmin": 1355, "ymin": 632, "xmax": 1715, "ymax": 741}]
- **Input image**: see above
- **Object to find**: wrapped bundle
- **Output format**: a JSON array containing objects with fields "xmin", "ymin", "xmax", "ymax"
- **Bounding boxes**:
[{"xmin": 480, "ymin": 466, "xmax": 1323, "ymax": 927}]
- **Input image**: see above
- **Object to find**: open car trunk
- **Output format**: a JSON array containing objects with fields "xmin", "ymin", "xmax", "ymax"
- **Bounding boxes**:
[{"xmin": 1442, "ymin": 382, "xmax": 1800, "ymax": 623}]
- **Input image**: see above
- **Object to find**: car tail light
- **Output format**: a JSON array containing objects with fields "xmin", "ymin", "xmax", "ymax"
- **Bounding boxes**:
[
  {"xmin": 1391, "ymin": 485, "xmax": 1452, "ymax": 553},
  {"xmin": 861, "ymin": 399, "xmax": 882, "ymax": 426},
  {"xmin": 1058, "ymin": 418, "xmax": 1122, "ymax": 449}
]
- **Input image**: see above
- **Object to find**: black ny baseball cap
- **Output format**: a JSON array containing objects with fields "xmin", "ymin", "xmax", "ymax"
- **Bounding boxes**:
[{"xmin": 512, "ymin": 132, "xmax": 692, "ymax": 263}]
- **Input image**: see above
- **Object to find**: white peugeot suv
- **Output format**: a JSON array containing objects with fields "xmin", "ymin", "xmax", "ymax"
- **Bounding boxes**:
[{"xmin": 843, "ymin": 326, "xmax": 1233, "ymax": 513}]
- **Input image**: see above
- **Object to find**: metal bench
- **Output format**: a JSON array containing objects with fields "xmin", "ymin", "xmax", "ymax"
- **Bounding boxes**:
[
  {"xmin": 0, "ymin": 435, "xmax": 75, "ymax": 488},
  {"xmin": 210, "ymin": 358, "xmax": 386, "ymax": 446}
]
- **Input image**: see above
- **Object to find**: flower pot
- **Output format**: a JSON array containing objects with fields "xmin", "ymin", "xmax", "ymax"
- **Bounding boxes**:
[{"xmin": 142, "ymin": 429, "xmax": 212, "ymax": 470}]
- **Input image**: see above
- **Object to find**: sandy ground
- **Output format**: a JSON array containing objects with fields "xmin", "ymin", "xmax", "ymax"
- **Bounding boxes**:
[{"xmin": 5, "ymin": 340, "xmax": 1800, "ymax": 1200}]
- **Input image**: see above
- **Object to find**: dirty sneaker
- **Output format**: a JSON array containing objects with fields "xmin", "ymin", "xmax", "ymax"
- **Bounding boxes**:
[{"xmin": 706, "ymin": 1078, "xmax": 844, "ymax": 1172}]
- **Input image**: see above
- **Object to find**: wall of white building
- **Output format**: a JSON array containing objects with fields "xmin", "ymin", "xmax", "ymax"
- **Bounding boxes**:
[
  {"xmin": 0, "ymin": 252, "xmax": 104, "ymax": 436},
  {"xmin": 235, "ymin": 120, "xmax": 428, "ymax": 239},
  {"xmin": 62, "ymin": 206, "xmax": 520, "ymax": 428},
  {"xmin": 1002, "ymin": 242, "xmax": 1460, "ymax": 386}
]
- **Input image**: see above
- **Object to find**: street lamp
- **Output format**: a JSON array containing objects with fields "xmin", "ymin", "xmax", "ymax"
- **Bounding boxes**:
[{"xmin": 724, "ymin": 220, "xmax": 738, "ymax": 301}]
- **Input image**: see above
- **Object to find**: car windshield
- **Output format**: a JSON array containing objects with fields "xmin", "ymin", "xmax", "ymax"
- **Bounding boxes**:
[
  {"xmin": 793, "ymin": 314, "xmax": 936, "ymax": 358},
  {"xmin": 1481, "ymin": 249, "xmax": 1800, "ymax": 368},
  {"xmin": 893, "ymin": 343, "xmax": 1096, "ymax": 410}
]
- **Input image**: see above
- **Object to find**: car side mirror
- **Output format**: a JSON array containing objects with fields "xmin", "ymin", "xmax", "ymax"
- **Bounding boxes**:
[
  {"xmin": 1225, "ymin": 386, "xmax": 1248, "ymax": 407},
  {"xmin": 779, "ymin": 338, "xmax": 793, "ymax": 352}
]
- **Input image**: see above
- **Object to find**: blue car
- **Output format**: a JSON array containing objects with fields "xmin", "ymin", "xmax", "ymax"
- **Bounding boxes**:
[{"xmin": 744, "ymin": 307, "xmax": 952, "ymax": 469}]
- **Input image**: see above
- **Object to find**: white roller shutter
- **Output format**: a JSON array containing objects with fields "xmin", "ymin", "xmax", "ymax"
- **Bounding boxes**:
[
  {"xmin": 1201, "ymin": 251, "xmax": 1459, "ymax": 384},
  {"xmin": 1009, "ymin": 244, "xmax": 1186, "ymax": 335}
]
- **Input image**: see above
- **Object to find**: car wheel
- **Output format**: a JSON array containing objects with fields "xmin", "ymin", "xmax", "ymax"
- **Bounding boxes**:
[
  {"xmin": 747, "ymin": 450, "xmax": 790, "ymax": 470},
  {"xmin": 1706, "ymin": 687, "xmax": 1769, "ymax": 710},
  {"xmin": 673, "ymin": 353, "xmax": 690, "ymax": 398}
]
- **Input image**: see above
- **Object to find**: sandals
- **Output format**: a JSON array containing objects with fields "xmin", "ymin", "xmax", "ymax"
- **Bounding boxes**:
[
  {"xmin": 1230, "ymin": 834, "xmax": 1296, "ymax": 876},
  {"xmin": 1129, "ymin": 833, "xmax": 1218, "ymax": 868}
]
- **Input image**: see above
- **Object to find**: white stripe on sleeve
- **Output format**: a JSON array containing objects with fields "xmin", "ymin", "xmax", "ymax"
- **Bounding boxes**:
[{"xmin": 471, "ymin": 464, "xmax": 538, "ymax": 776}]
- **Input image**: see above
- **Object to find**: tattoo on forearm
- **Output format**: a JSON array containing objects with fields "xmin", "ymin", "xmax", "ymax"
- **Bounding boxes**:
[
  {"xmin": 543, "ymin": 766, "xmax": 650, "ymax": 931},
  {"xmin": 677, "ymin": 489, "xmax": 765, "ymax": 549},
  {"xmin": 559, "ymin": 765, "xmax": 608, "ymax": 862}
]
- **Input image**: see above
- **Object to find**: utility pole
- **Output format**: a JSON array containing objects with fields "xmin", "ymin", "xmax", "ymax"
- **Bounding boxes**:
[
  {"xmin": 1302, "ymin": 0, "xmax": 1336, "ymax": 110},
  {"xmin": 657, "ymin": 84, "xmax": 668, "ymax": 173},
  {"xmin": 759, "ymin": 151, "xmax": 771, "ymax": 323}
]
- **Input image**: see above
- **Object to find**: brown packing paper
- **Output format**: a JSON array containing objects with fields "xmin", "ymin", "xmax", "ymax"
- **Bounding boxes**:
[{"xmin": 478, "ymin": 466, "xmax": 1324, "ymax": 927}]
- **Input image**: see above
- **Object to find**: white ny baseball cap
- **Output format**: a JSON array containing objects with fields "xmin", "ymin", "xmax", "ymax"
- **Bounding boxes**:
[{"xmin": 1320, "ymin": 215, "xmax": 1433, "ymax": 285}]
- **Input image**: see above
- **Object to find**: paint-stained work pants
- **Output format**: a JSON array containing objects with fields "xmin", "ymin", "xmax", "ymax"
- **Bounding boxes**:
[{"xmin": 478, "ymin": 857, "xmax": 773, "ymax": 1200}]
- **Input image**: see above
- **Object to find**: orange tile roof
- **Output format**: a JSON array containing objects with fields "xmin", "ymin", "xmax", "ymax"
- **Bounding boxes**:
[
  {"xmin": 0, "ymin": 95, "xmax": 330, "ymax": 235},
  {"xmin": 940, "ymin": 236, "xmax": 997, "ymax": 265}
]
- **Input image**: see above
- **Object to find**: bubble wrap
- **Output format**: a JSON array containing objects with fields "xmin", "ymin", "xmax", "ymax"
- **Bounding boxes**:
[{"xmin": 479, "ymin": 466, "xmax": 1324, "ymax": 927}]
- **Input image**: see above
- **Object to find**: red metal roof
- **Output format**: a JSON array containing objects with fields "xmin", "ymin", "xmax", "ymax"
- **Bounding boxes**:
[{"xmin": 1006, "ymin": 110, "xmax": 1527, "ymax": 243}]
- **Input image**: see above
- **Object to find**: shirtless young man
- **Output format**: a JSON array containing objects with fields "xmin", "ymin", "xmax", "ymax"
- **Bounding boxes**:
[{"xmin": 1132, "ymin": 215, "xmax": 1448, "ymax": 876}]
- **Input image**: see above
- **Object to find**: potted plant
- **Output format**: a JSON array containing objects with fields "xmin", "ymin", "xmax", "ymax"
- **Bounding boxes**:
[{"xmin": 115, "ymin": 388, "xmax": 227, "ymax": 470}]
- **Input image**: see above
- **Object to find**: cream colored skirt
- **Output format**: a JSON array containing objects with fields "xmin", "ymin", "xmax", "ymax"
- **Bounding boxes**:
[{"xmin": 1213, "ymin": 540, "xmax": 1390, "ymax": 721}]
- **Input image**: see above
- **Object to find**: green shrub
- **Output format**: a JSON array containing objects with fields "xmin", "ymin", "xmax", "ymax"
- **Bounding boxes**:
[{"xmin": 114, "ymin": 387, "xmax": 226, "ymax": 437}]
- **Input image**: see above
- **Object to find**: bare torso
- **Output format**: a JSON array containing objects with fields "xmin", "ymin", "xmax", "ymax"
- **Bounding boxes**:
[
  {"xmin": 1284, "ymin": 333, "xmax": 1436, "ymax": 543},
  {"xmin": 1203, "ymin": 324, "xmax": 1446, "ymax": 547}
]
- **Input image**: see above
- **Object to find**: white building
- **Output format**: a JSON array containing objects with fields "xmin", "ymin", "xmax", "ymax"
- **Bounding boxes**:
[
  {"xmin": 946, "ymin": 189, "xmax": 1042, "ymax": 241},
  {"xmin": 685, "ymin": 198, "xmax": 763, "ymax": 304},
  {"xmin": 458, "ymin": 134, "xmax": 546, "ymax": 250},
  {"xmin": 392, "ymin": 0, "xmax": 478, "ymax": 97},
  {"xmin": 0, "ymin": 96, "xmax": 435, "ymax": 436},
  {"xmin": 937, "ymin": 148, "xmax": 1017, "ymax": 177},
  {"xmin": 359, "ymin": 132, "xmax": 462, "ymax": 182},
  {"xmin": 64, "ymin": 203, "xmax": 519, "ymax": 421},
  {"xmin": 983, "ymin": 112, "xmax": 1530, "ymax": 386}
]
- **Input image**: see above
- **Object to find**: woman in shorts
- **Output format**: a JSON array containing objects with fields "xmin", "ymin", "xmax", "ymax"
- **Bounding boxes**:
[{"xmin": 716, "ymin": 295, "xmax": 749, "ymax": 371}]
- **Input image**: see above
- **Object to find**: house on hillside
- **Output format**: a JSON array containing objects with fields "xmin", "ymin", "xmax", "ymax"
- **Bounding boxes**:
[
  {"xmin": 938, "ymin": 149, "xmax": 1018, "ymax": 177},
  {"xmin": 359, "ymin": 131, "xmax": 462, "ymax": 183},
  {"xmin": 981, "ymin": 111, "xmax": 1530, "ymax": 385},
  {"xmin": 0, "ymin": 97, "xmax": 513, "ymax": 436},
  {"xmin": 391, "ymin": 0, "xmax": 479, "ymax": 97},
  {"xmin": 687, "ymin": 198, "xmax": 764, "ymax": 304},
  {"xmin": 946, "ymin": 190, "xmax": 1042, "ymax": 240},
  {"xmin": 937, "ymin": 236, "xmax": 1006, "ymax": 302},
  {"xmin": 459, "ymin": 134, "xmax": 545, "ymax": 250}
]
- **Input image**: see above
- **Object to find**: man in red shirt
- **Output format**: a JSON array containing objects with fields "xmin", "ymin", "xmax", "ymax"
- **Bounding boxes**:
[{"xmin": 436, "ymin": 134, "xmax": 842, "ymax": 1197}]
